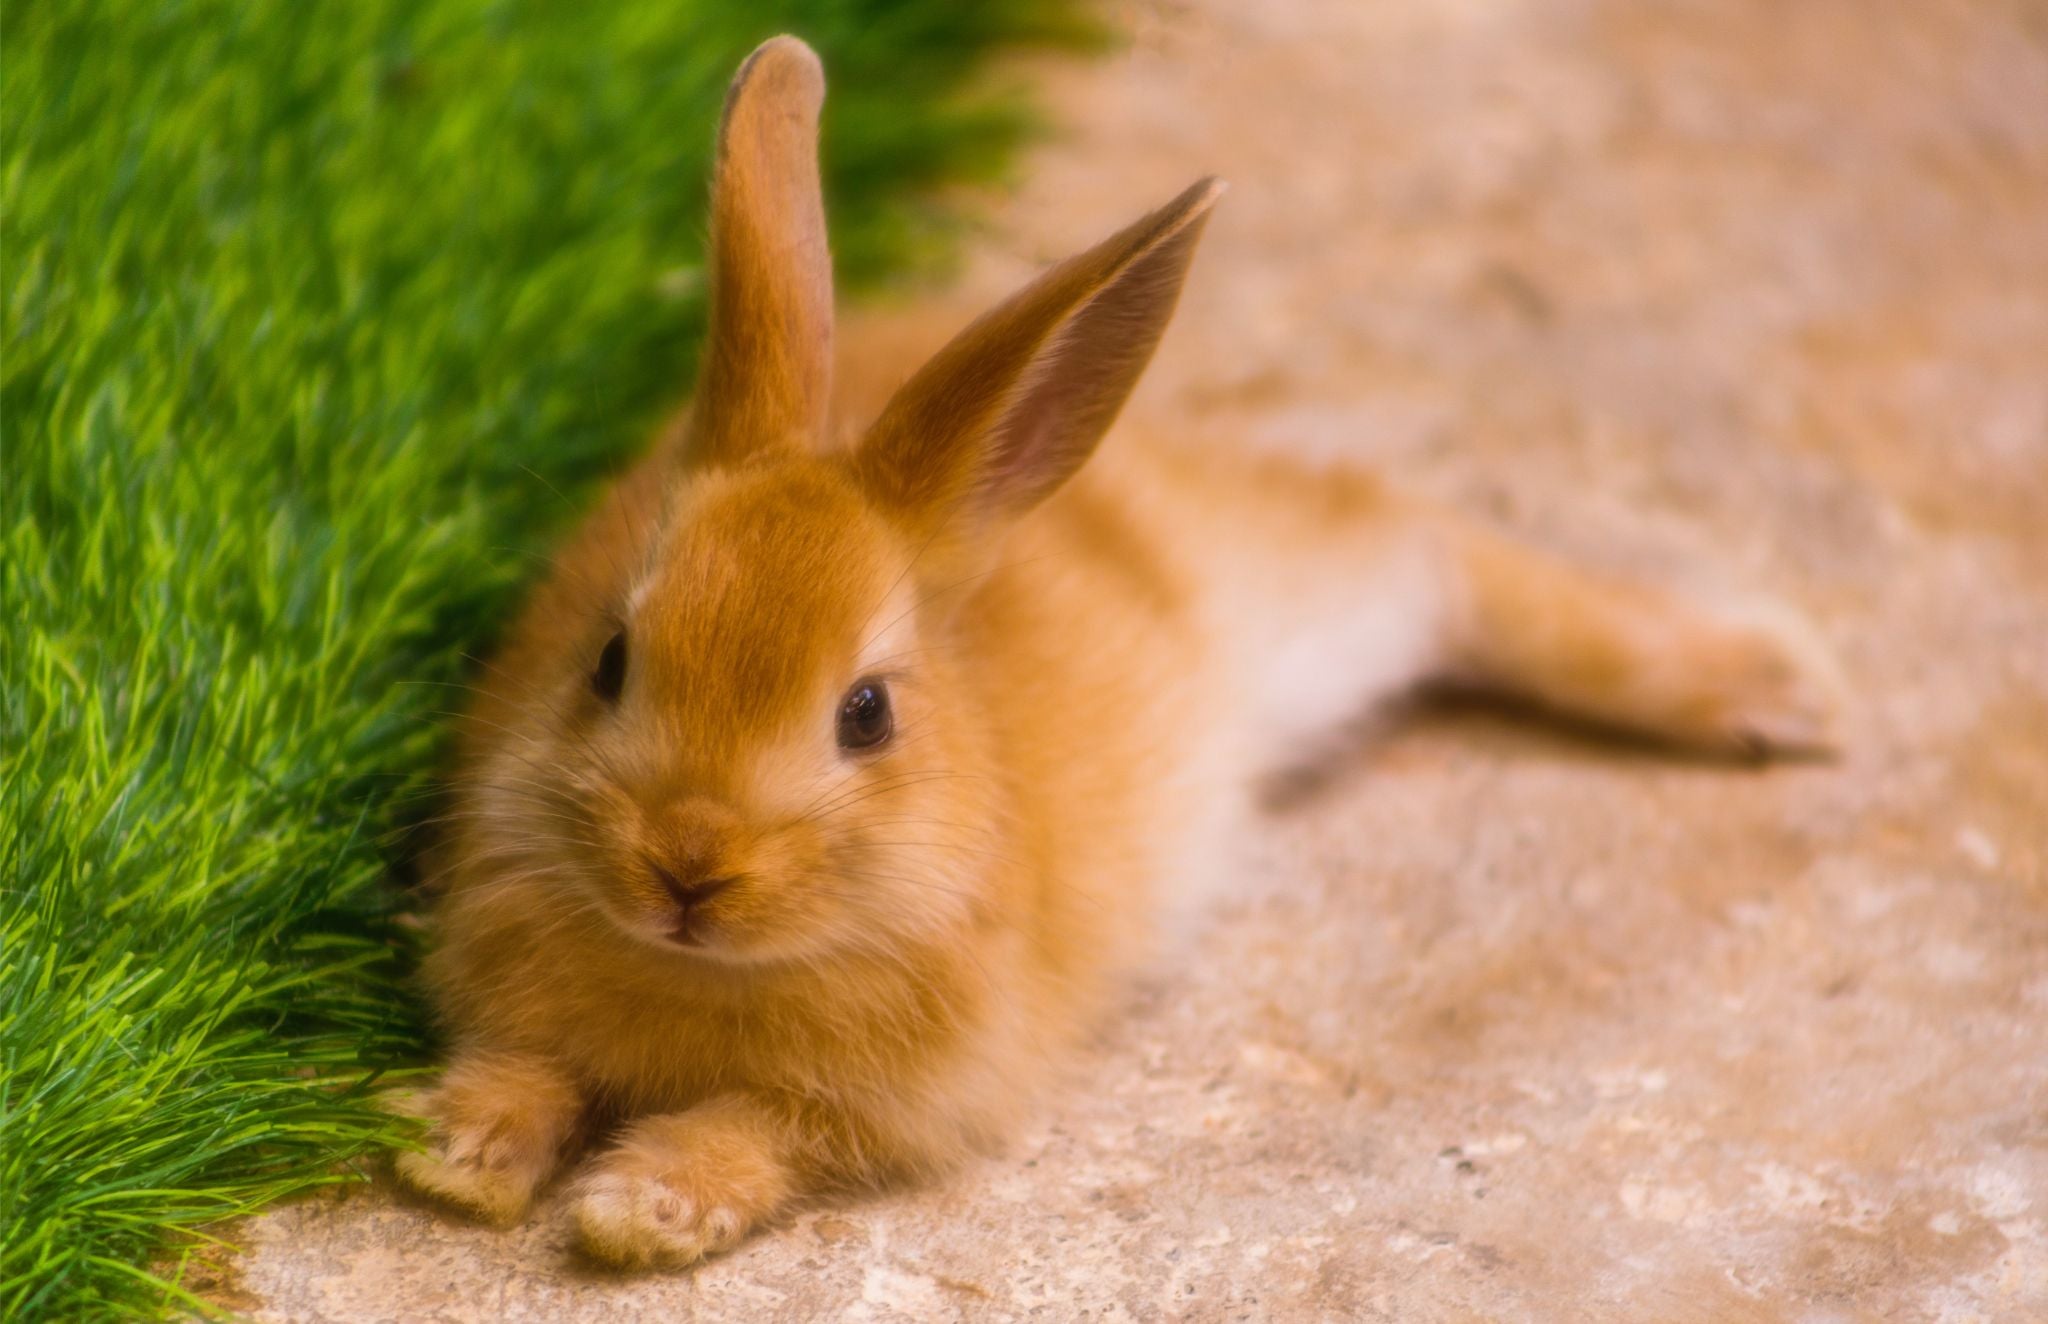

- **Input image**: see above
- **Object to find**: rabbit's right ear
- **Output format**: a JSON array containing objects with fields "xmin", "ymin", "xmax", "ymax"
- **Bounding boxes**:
[
  {"xmin": 689, "ymin": 36, "xmax": 834, "ymax": 470},
  {"xmin": 854, "ymin": 178, "xmax": 1223, "ymax": 539}
]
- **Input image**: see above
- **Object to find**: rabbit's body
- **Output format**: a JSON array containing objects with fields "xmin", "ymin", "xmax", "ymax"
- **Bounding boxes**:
[{"xmin": 396, "ymin": 38, "xmax": 1842, "ymax": 1268}]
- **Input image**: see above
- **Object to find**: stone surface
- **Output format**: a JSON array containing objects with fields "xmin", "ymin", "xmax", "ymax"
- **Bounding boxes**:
[{"xmin": 236, "ymin": 0, "xmax": 2048, "ymax": 1318}]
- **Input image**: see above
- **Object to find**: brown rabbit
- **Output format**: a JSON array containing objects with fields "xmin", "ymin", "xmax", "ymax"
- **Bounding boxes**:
[{"xmin": 393, "ymin": 36, "xmax": 1843, "ymax": 1268}]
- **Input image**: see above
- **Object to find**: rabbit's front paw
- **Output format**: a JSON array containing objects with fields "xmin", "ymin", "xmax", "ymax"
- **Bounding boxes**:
[
  {"xmin": 570, "ymin": 1102, "xmax": 793, "ymax": 1269},
  {"xmin": 388, "ymin": 1053, "xmax": 581, "ymax": 1226},
  {"xmin": 571, "ymin": 1167, "xmax": 754, "ymax": 1269}
]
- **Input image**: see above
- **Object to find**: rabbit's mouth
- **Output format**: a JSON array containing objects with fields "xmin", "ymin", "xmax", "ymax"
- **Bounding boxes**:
[
  {"xmin": 653, "ymin": 866, "xmax": 738, "ymax": 949},
  {"xmin": 665, "ymin": 913, "xmax": 713, "ymax": 947}
]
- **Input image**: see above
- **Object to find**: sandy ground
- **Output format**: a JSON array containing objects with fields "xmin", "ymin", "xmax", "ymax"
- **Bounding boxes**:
[{"xmin": 235, "ymin": 0, "xmax": 2048, "ymax": 1319}]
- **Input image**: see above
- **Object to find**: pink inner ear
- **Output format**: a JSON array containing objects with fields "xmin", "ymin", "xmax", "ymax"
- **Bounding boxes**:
[
  {"xmin": 975, "ymin": 239, "xmax": 1193, "ymax": 516},
  {"xmin": 978, "ymin": 330, "xmax": 1081, "ymax": 507}
]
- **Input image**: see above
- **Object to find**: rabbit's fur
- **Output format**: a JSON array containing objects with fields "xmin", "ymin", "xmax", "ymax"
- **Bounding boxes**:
[{"xmin": 393, "ymin": 37, "xmax": 1843, "ymax": 1268}]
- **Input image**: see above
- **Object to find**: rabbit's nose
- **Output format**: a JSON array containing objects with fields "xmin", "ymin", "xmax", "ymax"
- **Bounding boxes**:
[{"xmin": 647, "ymin": 859, "xmax": 736, "ymax": 910}]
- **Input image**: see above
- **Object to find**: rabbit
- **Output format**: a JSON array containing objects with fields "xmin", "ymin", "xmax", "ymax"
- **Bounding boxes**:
[{"xmin": 391, "ymin": 35, "xmax": 1844, "ymax": 1269}]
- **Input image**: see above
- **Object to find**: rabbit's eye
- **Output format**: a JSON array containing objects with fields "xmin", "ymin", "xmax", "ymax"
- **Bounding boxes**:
[
  {"xmin": 837, "ymin": 678, "xmax": 892, "ymax": 751},
  {"xmin": 593, "ymin": 630, "xmax": 628, "ymax": 702}
]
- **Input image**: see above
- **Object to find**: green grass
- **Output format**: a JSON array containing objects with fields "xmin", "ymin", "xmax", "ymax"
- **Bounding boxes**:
[{"xmin": 1, "ymin": 3, "xmax": 1090, "ymax": 1317}]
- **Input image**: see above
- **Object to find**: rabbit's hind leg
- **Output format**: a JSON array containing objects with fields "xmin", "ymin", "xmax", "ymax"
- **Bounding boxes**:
[{"xmin": 1425, "ymin": 513, "xmax": 1845, "ymax": 758}]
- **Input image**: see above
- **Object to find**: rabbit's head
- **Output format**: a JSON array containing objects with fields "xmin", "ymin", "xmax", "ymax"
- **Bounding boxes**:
[{"xmin": 478, "ymin": 37, "xmax": 1220, "ymax": 967}]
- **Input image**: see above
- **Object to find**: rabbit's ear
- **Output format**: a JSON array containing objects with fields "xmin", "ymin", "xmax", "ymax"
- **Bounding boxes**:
[
  {"xmin": 855, "ymin": 177, "xmax": 1224, "ymax": 532},
  {"xmin": 691, "ymin": 36, "xmax": 834, "ymax": 468}
]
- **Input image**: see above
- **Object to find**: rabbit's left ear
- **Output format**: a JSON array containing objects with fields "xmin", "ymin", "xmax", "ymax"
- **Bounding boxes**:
[
  {"xmin": 690, "ymin": 36, "xmax": 834, "ymax": 469},
  {"xmin": 854, "ymin": 177, "xmax": 1223, "ymax": 536}
]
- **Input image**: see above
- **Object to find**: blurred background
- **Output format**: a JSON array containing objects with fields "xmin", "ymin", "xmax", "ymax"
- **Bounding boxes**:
[{"xmin": 7, "ymin": 1, "xmax": 2046, "ymax": 1319}]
